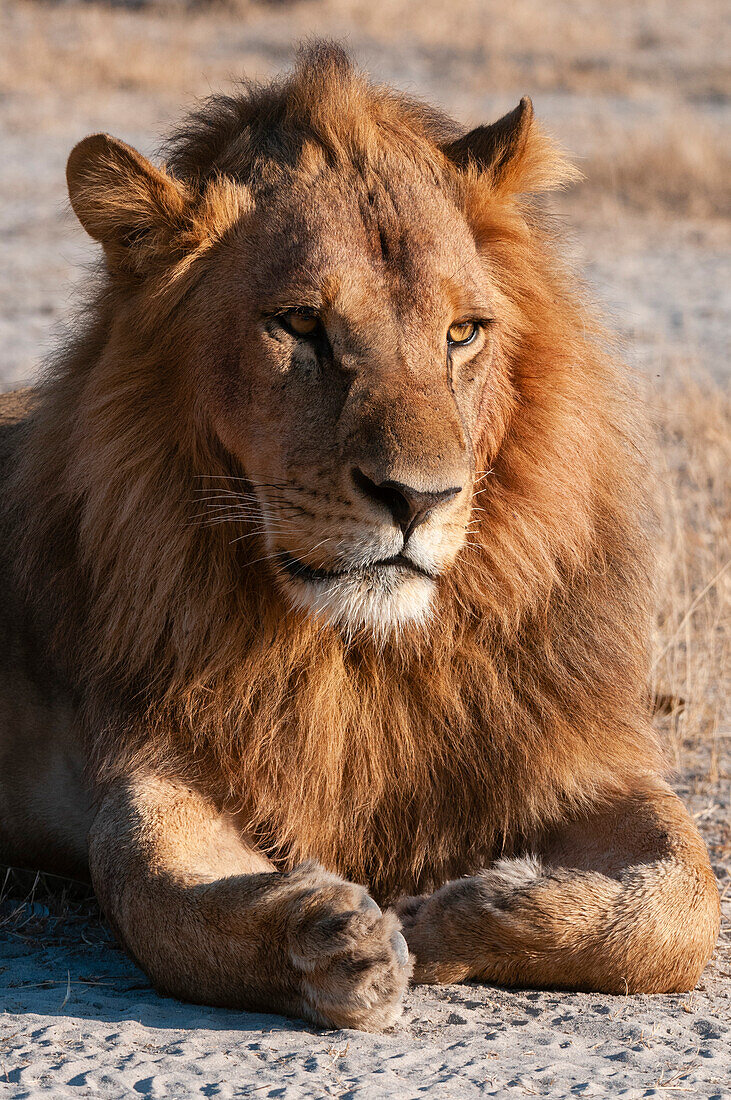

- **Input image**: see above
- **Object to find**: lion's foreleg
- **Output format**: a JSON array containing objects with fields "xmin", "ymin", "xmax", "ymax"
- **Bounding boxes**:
[
  {"xmin": 397, "ymin": 781, "xmax": 719, "ymax": 993},
  {"xmin": 89, "ymin": 775, "xmax": 410, "ymax": 1028}
]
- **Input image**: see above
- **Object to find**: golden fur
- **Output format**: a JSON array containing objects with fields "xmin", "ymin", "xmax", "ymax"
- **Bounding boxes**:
[{"xmin": 0, "ymin": 44, "xmax": 718, "ymax": 1027}]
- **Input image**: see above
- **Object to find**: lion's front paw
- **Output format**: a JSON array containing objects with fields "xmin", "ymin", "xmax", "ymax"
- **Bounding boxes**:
[
  {"xmin": 396, "ymin": 858, "xmax": 546, "ymax": 984},
  {"xmin": 283, "ymin": 863, "xmax": 411, "ymax": 1031},
  {"xmin": 395, "ymin": 889, "xmax": 459, "ymax": 983}
]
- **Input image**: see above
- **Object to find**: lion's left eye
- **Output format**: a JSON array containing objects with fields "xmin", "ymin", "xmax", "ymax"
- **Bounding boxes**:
[
  {"xmin": 447, "ymin": 321, "xmax": 478, "ymax": 346},
  {"xmin": 279, "ymin": 310, "xmax": 322, "ymax": 339}
]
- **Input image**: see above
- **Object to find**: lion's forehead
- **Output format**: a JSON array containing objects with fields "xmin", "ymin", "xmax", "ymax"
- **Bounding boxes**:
[{"xmin": 245, "ymin": 165, "xmax": 484, "ymax": 321}]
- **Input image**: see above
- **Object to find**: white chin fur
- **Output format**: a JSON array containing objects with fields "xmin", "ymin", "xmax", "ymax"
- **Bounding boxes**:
[{"xmin": 284, "ymin": 569, "xmax": 436, "ymax": 638}]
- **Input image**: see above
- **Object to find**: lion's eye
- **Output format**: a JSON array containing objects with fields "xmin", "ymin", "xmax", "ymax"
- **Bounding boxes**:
[
  {"xmin": 447, "ymin": 321, "xmax": 478, "ymax": 346},
  {"xmin": 280, "ymin": 310, "xmax": 321, "ymax": 338}
]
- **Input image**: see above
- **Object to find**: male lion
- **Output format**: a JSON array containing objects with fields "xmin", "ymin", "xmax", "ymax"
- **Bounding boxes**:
[{"xmin": 0, "ymin": 44, "xmax": 719, "ymax": 1030}]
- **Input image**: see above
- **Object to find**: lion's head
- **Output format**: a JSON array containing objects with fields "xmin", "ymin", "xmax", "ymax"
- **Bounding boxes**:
[
  {"xmin": 64, "ymin": 44, "xmax": 575, "ymax": 638},
  {"xmin": 11, "ymin": 44, "xmax": 655, "ymax": 889}
]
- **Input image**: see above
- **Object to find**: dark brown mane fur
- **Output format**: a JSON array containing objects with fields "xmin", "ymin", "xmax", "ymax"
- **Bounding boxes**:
[{"xmin": 7, "ymin": 44, "xmax": 660, "ymax": 903}]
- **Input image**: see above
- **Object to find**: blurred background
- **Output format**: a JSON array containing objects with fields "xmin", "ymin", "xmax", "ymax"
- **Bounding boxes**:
[{"xmin": 0, "ymin": 0, "xmax": 728, "ymax": 844}]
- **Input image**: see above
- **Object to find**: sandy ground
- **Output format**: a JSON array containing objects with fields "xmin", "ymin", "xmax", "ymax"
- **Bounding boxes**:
[
  {"xmin": 1, "ymin": 1, "xmax": 729, "ymax": 1096},
  {"xmin": 1, "ymin": 922, "xmax": 728, "ymax": 1098},
  {"xmin": 2, "ymin": 774, "xmax": 729, "ymax": 1099}
]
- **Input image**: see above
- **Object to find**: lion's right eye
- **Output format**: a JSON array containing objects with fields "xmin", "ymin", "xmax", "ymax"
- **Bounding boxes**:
[
  {"xmin": 447, "ymin": 320, "xmax": 478, "ymax": 346},
  {"xmin": 279, "ymin": 310, "xmax": 322, "ymax": 338}
]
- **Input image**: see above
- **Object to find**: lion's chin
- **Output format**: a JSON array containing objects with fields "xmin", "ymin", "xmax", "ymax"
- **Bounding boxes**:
[{"xmin": 281, "ymin": 566, "xmax": 436, "ymax": 639}]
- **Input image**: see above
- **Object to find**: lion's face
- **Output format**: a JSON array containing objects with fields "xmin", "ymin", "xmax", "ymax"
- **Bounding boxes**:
[
  {"xmin": 65, "ymin": 73, "xmax": 547, "ymax": 639},
  {"xmin": 203, "ymin": 160, "xmax": 506, "ymax": 634}
]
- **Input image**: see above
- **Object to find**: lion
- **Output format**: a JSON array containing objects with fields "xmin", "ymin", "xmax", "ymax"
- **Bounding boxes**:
[{"xmin": 0, "ymin": 43, "xmax": 719, "ymax": 1031}]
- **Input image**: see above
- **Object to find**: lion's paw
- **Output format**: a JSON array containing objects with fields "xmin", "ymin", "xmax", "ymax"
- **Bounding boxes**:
[
  {"xmin": 395, "ymin": 858, "xmax": 546, "ymax": 983},
  {"xmin": 282, "ymin": 863, "xmax": 411, "ymax": 1031}
]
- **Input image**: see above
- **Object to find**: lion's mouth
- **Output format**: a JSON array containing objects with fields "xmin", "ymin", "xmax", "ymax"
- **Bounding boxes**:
[{"xmin": 277, "ymin": 551, "xmax": 437, "ymax": 584}]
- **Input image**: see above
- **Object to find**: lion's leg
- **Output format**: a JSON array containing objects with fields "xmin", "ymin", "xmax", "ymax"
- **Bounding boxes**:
[
  {"xmin": 397, "ymin": 780, "xmax": 719, "ymax": 993},
  {"xmin": 89, "ymin": 775, "xmax": 410, "ymax": 1029}
]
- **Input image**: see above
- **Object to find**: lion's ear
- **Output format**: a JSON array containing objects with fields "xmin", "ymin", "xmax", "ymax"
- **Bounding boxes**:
[
  {"xmin": 445, "ymin": 98, "xmax": 534, "ymax": 179},
  {"xmin": 67, "ymin": 133, "xmax": 190, "ymax": 273},
  {"xmin": 444, "ymin": 98, "xmax": 578, "ymax": 194}
]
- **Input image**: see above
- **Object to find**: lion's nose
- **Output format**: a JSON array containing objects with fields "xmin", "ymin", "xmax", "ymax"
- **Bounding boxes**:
[{"xmin": 352, "ymin": 467, "xmax": 462, "ymax": 540}]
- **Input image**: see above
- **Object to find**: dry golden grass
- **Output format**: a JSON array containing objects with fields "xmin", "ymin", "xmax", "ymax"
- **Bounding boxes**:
[
  {"xmin": 577, "ymin": 122, "xmax": 731, "ymax": 220},
  {"xmin": 3, "ymin": 0, "xmax": 728, "ymax": 102},
  {"xmin": 3, "ymin": 1, "xmax": 728, "ymax": 223},
  {"xmin": 317, "ymin": 0, "xmax": 729, "ymax": 99},
  {"xmin": 650, "ymin": 367, "xmax": 730, "ymax": 783}
]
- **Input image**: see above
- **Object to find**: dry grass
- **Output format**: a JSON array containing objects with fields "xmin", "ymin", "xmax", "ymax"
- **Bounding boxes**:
[
  {"xmin": 577, "ymin": 122, "xmax": 731, "ymax": 220},
  {"xmin": 650, "ymin": 367, "xmax": 730, "ymax": 783},
  {"xmin": 0, "ymin": 865, "xmax": 105, "ymax": 943},
  {"xmin": 317, "ymin": 0, "xmax": 730, "ymax": 99},
  {"xmin": 2, "ymin": 0, "xmax": 728, "ymax": 102},
  {"xmin": 2, "ymin": 0, "xmax": 728, "ymax": 223}
]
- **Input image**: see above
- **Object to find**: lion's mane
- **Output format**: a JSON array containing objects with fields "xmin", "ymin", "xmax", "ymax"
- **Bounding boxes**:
[{"xmin": 8, "ymin": 46, "xmax": 659, "ymax": 901}]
